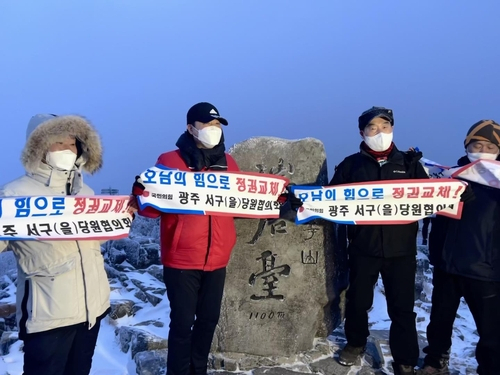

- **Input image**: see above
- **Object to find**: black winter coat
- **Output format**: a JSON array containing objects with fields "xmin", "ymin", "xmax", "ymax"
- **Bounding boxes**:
[
  {"xmin": 429, "ymin": 156, "xmax": 500, "ymax": 282},
  {"xmin": 330, "ymin": 144, "xmax": 429, "ymax": 258}
]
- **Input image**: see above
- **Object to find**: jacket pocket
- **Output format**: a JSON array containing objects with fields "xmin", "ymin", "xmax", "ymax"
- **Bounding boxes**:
[
  {"xmin": 30, "ymin": 258, "xmax": 79, "ymax": 321},
  {"xmin": 168, "ymin": 216, "xmax": 185, "ymax": 253}
]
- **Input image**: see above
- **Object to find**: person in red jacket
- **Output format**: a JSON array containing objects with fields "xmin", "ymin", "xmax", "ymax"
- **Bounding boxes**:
[{"xmin": 132, "ymin": 102, "xmax": 240, "ymax": 375}]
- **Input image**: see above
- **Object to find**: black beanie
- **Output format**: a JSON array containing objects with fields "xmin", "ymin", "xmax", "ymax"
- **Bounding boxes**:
[
  {"xmin": 358, "ymin": 106, "xmax": 394, "ymax": 131},
  {"xmin": 464, "ymin": 120, "xmax": 500, "ymax": 148}
]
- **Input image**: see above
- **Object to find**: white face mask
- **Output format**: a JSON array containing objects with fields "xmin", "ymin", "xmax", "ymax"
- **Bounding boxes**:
[
  {"xmin": 467, "ymin": 152, "xmax": 499, "ymax": 163},
  {"xmin": 193, "ymin": 126, "xmax": 222, "ymax": 149},
  {"xmin": 45, "ymin": 150, "xmax": 77, "ymax": 171},
  {"xmin": 363, "ymin": 132, "xmax": 393, "ymax": 152}
]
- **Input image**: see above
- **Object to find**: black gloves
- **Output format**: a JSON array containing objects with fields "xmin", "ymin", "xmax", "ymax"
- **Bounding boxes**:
[
  {"xmin": 132, "ymin": 175, "xmax": 146, "ymax": 196},
  {"xmin": 278, "ymin": 186, "xmax": 303, "ymax": 211}
]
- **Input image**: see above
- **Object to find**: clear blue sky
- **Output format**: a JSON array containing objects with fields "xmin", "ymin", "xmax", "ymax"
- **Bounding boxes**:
[{"xmin": 1, "ymin": 0, "xmax": 499, "ymax": 194}]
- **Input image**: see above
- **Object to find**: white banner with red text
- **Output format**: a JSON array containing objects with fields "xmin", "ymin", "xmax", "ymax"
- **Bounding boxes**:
[
  {"xmin": 137, "ymin": 165, "xmax": 289, "ymax": 218},
  {"xmin": 0, "ymin": 195, "xmax": 132, "ymax": 240},
  {"xmin": 290, "ymin": 179, "xmax": 467, "ymax": 225}
]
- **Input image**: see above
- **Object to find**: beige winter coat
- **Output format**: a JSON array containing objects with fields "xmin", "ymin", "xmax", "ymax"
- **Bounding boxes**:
[{"xmin": 0, "ymin": 115, "xmax": 110, "ymax": 334}]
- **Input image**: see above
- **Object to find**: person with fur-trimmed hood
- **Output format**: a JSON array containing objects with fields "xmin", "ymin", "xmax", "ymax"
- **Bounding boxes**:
[
  {"xmin": 418, "ymin": 120, "xmax": 500, "ymax": 375},
  {"xmin": 0, "ymin": 114, "xmax": 110, "ymax": 375}
]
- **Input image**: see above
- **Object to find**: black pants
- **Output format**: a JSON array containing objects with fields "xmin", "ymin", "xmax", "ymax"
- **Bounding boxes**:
[
  {"xmin": 22, "ymin": 318, "xmax": 102, "ymax": 375},
  {"xmin": 163, "ymin": 267, "xmax": 226, "ymax": 375},
  {"xmin": 344, "ymin": 254, "xmax": 419, "ymax": 366},
  {"xmin": 424, "ymin": 268, "xmax": 500, "ymax": 375}
]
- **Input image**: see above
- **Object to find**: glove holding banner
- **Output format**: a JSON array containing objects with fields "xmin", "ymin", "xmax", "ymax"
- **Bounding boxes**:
[
  {"xmin": 132, "ymin": 175, "xmax": 146, "ymax": 196},
  {"xmin": 127, "ymin": 175, "xmax": 146, "ymax": 216},
  {"xmin": 278, "ymin": 184, "xmax": 304, "ymax": 211}
]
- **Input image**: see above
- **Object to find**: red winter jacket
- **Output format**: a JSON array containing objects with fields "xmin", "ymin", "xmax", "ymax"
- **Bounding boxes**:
[{"xmin": 139, "ymin": 150, "xmax": 239, "ymax": 271}]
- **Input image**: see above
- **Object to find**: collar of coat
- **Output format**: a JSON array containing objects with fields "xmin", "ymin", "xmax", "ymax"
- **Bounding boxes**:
[
  {"xmin": 175, "ymin": 131, "xmax": 227, "ymax": 171},
  {"xmin": 359, "ymin": 142, "xmax": 405, "ymax": 166},
  {"xmin": 28, "ymin": 163, "xmax": 84, "ymax": 195}
]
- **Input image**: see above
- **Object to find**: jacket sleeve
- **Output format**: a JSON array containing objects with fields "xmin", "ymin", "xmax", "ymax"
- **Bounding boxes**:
[
  {"xmin": 135, "ymin": 159, "xmax": 162, "ymax": 219},
  {"xmin": 414, "ymin": 160, "xmax": 429, "ymax": 179},
  {"xmin": 0, "ymin": 187, "xmax": 11, "ymax": 252},
  {"xmin": 327, "ymin": 161, "xmax": 349, "ymax": 249},
  {"xmin": 406, "ymin": 151, "xmax": 429, "ymax": 179},
  {"xmin": 428, "ymin": 215, "xmax": 449, "ymax": 265},
  {"xmin": 226, "ymin": 154, "xmax": 240, "ymax": 171},
  {"xmin": 329, "ymin": 160, "xmax": 347, "ymax": 186},
  {"xmin": 137, "ymin": 205, "xmax": 161, "ymax": 219}
]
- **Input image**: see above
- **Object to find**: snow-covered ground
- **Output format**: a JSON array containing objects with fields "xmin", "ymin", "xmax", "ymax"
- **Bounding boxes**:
[{"xmin": 0, "ymin": 227, "xmax": 480, "ymax": 374}]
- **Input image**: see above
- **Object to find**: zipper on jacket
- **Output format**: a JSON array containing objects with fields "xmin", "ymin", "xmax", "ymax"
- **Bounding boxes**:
[
  {"xmin": 19, "ymin": 280, "xmax": 30, "ymax": 340},
  {"xmin": 75, "ymin": 240, "xmax": 91, "ymax": 328},
  {"xmin": 204, "ymin": 216, "xmax": 212, "ymax": 266}
]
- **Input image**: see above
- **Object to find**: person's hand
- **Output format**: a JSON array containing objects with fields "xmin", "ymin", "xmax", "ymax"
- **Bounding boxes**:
[
  {"xmin": 127, "ymin": 175, "xmax": 145, "ymax": 218},
  {"xmin": 126, "ymin": 195, "xmax": 138, "ymax": 216},
  {"xmin": 278, "ymin": 186, "xmax": 303, "ymax": 211},
  {"xmin": 132, "ymin": 175, "xmax": 145, "ymax": 196}
]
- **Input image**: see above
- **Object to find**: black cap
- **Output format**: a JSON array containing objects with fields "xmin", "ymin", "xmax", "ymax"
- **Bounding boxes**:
[
  {"xmin": 187, "ymin": 102, "xmax": 228, "ymax": 126},
  {"xmin": 358, "ymin": 106, "xmax": 394, "ymax": 130}
]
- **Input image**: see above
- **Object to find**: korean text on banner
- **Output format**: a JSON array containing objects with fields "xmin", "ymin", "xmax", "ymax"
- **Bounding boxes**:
[
  {"xmin": 420, "ymin": 157, "xmax": 450, "ymax": 178},
  {"xmin": 0, "ymin": 196, "xmax": 132, "ymax": 240},
  {"xmin": 291, "ymin": 179, "xmax": 467, "ymax": 225},
  {"xmin": 137, "ymin": 166, "xmax": 289, "ymax": 218}
]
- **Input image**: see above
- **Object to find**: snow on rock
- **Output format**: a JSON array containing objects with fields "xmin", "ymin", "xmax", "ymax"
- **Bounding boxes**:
[
  {"xmin": 134, "ymin": 349, "xmax": 168, "ymax": 375},
  {"xmin": 115, "ymin": 326, "xmax": 168, "ymax": 359}
]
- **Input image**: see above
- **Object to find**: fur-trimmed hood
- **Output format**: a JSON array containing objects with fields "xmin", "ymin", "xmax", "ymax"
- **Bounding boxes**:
[{"xmin": 22, "ymin": 114, "xmax": 103, "ymax": 174}]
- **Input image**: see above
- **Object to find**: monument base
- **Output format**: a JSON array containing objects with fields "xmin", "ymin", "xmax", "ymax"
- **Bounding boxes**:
[{"xmin": 210, "ymin": 338, "xmax": 334, "ymax": 372}]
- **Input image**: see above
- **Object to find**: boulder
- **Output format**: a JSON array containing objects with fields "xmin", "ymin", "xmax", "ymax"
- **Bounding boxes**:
[
  {"xmin": 134, "ymin": 349, "xmax": 168, "ymax": 375},
  {"xmin": 215, "ymin": 137, "xmax": 342, "ymax": 357},
  {"xmin": 116, "ymin": 326, "xmax": 168, "ymax": 359}
]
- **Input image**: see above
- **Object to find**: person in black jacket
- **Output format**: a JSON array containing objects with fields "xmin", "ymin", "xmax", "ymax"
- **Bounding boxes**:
[
  {"xmin": 418, "ymin": 120, "xmax": 500, "ymax": 375},
  {"xmin": 331, "ymin": 107, "xmax": 429, "ymax": 375}
]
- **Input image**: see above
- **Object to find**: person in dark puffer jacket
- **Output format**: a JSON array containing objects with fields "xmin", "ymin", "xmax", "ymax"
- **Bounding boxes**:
[
  {"xmin": 418, "ymin": 120, "xmax": 500, "ymax": 375},
  {"xmin": 331, "ymin": 106, "xmax": 429, "ymax": 375}
]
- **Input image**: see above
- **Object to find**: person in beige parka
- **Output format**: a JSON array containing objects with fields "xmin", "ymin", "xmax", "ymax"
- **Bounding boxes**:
[{"xmin": 0, "ymin": 114, "xmax": 110, "ymax": 375}]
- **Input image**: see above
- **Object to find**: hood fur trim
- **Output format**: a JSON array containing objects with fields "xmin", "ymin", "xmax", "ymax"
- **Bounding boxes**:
[{"xmin": 22, "ymin": 115, "xmax": 103, "ymax": 174}]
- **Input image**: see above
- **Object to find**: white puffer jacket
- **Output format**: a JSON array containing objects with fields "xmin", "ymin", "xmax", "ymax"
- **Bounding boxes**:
[{"xmin": 0, "ymin": 114, "xmax": 110, "ymax": 334}]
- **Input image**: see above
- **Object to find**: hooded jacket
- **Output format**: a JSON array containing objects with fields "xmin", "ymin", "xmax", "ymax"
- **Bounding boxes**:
[
  {"xmin": 138, "ymin": 131, "xmax": 239, "ymax": 271},
  {"xmin": 330, "ymin": 144, "xmax": 429, "ymax": 258},
  {"xmin": 429, "ymin": 155, "xmax": 500, "ymax": 282},
  {"xmin": 0, "ymin": 114, "xmax": 110, "ymax": 335}
]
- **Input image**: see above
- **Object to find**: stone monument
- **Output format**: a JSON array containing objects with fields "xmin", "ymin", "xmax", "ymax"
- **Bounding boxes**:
[{"xmin": 214, "ymin": 137, "xmax": 346, "ymax": 360}]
